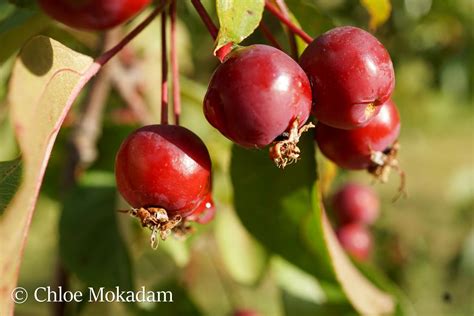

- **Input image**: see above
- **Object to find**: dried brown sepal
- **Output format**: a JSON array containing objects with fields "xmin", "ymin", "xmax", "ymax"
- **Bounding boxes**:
[
  {"xmin": 270, "ymin": 118, "xmax": 315, "ymax": 169},
  {"xmin": 122, "ymin": 207, "xmax": 184, "ymax": 249},
  {"xmin": 172, "ymin": 220, "xmax": 196, "ymax": 240},
  {"xmin": 368, "ymin": 141, "xmax": 407, "ymax": 201}
]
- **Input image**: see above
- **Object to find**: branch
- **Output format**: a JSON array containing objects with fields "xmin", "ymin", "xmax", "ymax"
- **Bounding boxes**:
[
  {"xmin": 96, "ymin": 1, "xmax": 169, "ymax": 66},
  {"xmin": 109, "ymin": 60, "xmax": 154, "ymax": 125},
  {"xmin": 264, "ymin": 0, "xmax": 312, "ymax": 44},
  {"xmin": 170, "ymin": 0, "xmax": 181, "ymax": 125},
  {"xmin": 191, "ymin": 0, "xmax": 218, "ymax": 40},
  {"xmin": 161, "ymin": 11, "xmax": 169, "ymax": 125}
]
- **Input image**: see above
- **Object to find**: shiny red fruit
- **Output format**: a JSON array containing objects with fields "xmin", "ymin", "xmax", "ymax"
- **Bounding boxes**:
[
  {"xmin": 315, "ymin": 99, "xmax": 400, "ymax": 169},
  {"xmin": 333, "ymin": 183, "xmax": 380, "ymax": 225},
  {"xmin": 336, "ymin": 223, "xmax": 372, "ymax": 261},
  {"xmin": 204, "ymin": 44, "xmax": 312, "ymax": 148},
  {"xmin": 38, "ymin": 0, "xmax": 150, "ymax": 30},
  {"xmin": 115, "ymin": 125, "xmax": 212, "ymax": 217},
  {"xmin": 186, "ymin": 194, "xmax": 216, "ymax": 224},
  {"xmin": 300, "ymin": 26, "xmax": 395, "ymax": 129}
]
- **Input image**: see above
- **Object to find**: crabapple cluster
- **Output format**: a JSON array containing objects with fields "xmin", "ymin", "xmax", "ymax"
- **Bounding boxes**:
[
  {"xmin": 300, "ymin": 26, "xmax": 401, "ymax": 183},
  {"xmin": 332, "ymin": 183, "xmax": 380, "ymax": 261}
]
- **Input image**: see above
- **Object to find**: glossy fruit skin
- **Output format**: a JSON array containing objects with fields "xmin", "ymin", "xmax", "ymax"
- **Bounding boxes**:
[
  {"xmin": 315, "ymin": 99, "xmax": 400, "ymax": 169},
  {"xmin": 300, "ymin": 26, "xmax": 395, "ymax": 129},
  {"xmin": 38, "ymin": 0, "xmax": 150, "ymax": 30},
  {"xmin": 336, "ymin": 223, "xmax": 372, "ymax": 261},
  {"xmin": 115, "ymin": 125, "xmax": 212, "ymax": 217},
  {"xmin": 333, "ymin": 183, "xmax": 380, "ymax": 225},
  {"xmin": 186, "ymin": 194, "xmax": 215, "ymax": 224},
  {"xmin": 204, "ymin": 44, "xmax": 312, "ymax": 148}
]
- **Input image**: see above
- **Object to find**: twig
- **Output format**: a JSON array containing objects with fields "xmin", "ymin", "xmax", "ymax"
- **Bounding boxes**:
[
  {"xmin": 71, "ymin": 59, "xmax": 112, "ymax": 171},
  {"xmin": 170, "ymin": 0, "xmax": 181, "ymax": 125},
  {"xmin": 259, "ymin": 21, "xmax": 282, "ymax": 50},
  {"xmin": 109, "ymin": 60, "xmax": 153, "ymax": 125},
  {"xmin": 191, "ymin": 0, "xmax": 218, "ymax": 40},
  {"xmin": 65, "ymin": 1, "xmax": 169, "ymax": 120},
  {"xmin": 275, "ymin": 0, "xmax": 298, "ymax": 58},
  {"xmin": 53, "ymin": 262, "xmax": 69, "ymax": 316},
  {"xmin": 264, "ymin": 0, "xmax": 312, "ymax": 44},
  {"xmin": 95, "ymin": 1, "xmax": 169, "ymax": 66},
  {"xmin": 161, "ymin": 10, "xmax": 169, "ymax": 125}
]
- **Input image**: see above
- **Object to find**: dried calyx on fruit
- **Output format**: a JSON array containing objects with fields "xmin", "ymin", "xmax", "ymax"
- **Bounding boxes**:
[
  {"xmin": 115, "ymin": 125, "xmax": 212, "ymax": 248},
  {"xmin": 204, "ymin": 44, "xmax": 313, "ymax": 168},
  {"xmin": 315, "ymin": 100, "xmax": 405, "ymax": 197}
]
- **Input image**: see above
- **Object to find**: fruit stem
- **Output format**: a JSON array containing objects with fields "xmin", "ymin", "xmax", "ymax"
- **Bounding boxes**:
[
  {"xmin": 95, "ymin": 1, "xmax": 169, "ymax": 66},
  {"xmin": 191, "ymin": 0, "xmax": 218, "ymax": 40},
  {"xmin": 264, "ymin": 0, "xmax": 313, "ymax": 44},
  {"xmin": 275, "ymin": 0, "xmax": 299, "ymax": 59},
  {"xmin": 170, "ymin": 0, "xmax": 181, "ymax": 125},
  {"xmin": 259, "ymin": 21, "xmax": 282, "ymax": 50},
  {"xmin": 161, "ymin": 10, "xmax": 169, "ymax": 125}
]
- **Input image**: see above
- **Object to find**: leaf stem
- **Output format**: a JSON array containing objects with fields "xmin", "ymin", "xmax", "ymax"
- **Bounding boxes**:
[
  {"xmin": 161, "ymin": 10, "xmax": 169, "ymax": 125},
  {"xmin": 170, "ymin": 0, "xmax": 181, "ymax": 125},
  {"xmin": 264, "ymin": 0, "xmax": 312, "ymax": 44},
  {"xmin": 191, "ymin": 0, "xmax": 218, "ymax": 40}
]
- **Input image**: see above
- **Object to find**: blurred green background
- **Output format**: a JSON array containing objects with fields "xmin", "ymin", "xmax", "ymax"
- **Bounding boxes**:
[{"xmin": 0, "ymin": 0, "xmax": 472, "ymax": 315}]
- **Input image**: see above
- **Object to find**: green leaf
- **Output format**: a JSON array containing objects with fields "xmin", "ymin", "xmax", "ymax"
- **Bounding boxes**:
[
  {"xmin": 8, "ymin": 0, "xmax": 39, "ymax": 10},
  {"xmin": 0, "ymin": 36, "xmax": 93, "ymax": 314},
  {"xmin": 59, "ymin": 172, "xmax": 133, "ymax": 290},
  {"xmin": 360, "ymin": 0, "xmax": 392, "ymax": 31},
  {"xmin": 215, "ymin": 207, "xmax": 268, "ymax": 285},
  {"xmin": 215, "ymin": 0, "xmax": 264, "ymax": 53},
  {"xmin": 230, "ymin": 133, "xmax": 397, "ymax": 315},
  {"xmin": 0, "ymin": 158, "xmax": 21, "ymax": 213},
  {"xmin": 231, "ymin": 134, "xmax": 333, "ymax": 278},
  {"xmin": 0, "ymin": 8, "xmax": 50, "ymax": 64}
]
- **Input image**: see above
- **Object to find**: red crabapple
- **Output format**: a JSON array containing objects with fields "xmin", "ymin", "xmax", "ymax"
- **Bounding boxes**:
[
  {"xmin": 186, "ymin": 194, "xmax": 216, "ymax": 224},
  {"xmin": 38, "ymin": 0, "xmax": 150, "ymax": 30},
  {"xmin": 300, "ymin": 26, "xmax": 395, "ymax": 129},
  {"xmin": 115, "ymin": 125, "xmax": 212, "ymax": 245},
  {"xmin": 315, "ymin": 99, "xmax": 401, "ymax": 183},
  {"xmin": 336, "ymin": 223, "xmax": 372, "ymax": 261},
  {"xmin": 333, "ymin": 183, "xmax": 380, "ymax": 225},
  {"xmin": 204, "ymin": 44, "xmax": 313, "ymax": 168}
]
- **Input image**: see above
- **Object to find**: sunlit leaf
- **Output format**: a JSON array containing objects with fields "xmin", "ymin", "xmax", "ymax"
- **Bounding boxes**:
[
  {"xmin": 215, "ymin": 0, "xmax": 264, "ymax": 53},
  {"xmin": 0, "ymin": 36, "xmax": 93, "ymax": 314},
  {"xmin": 360, "ymin": 0, "xmax": 392, "ymax": 31}
]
